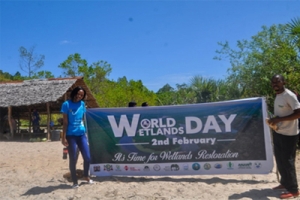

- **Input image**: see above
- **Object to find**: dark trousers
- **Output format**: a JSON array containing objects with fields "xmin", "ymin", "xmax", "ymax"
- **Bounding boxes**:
[
  {"xmin": 273, "ymin": 132, "xmax": 298, "ymax": 193},
  {"xmin": 66, "ymin": 134, "xmax": 91, "ymax": 184}
]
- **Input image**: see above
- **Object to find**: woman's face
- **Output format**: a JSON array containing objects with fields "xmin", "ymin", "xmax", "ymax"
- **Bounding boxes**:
[{"xmin": 74, "ymin": 90, "xmax": 85, "ymax": 102}]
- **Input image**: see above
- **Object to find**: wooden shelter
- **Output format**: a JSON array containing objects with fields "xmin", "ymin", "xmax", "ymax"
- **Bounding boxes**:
[{"xmin": 0, "ymin": 77, "xmax": 99, "ymax": 140}]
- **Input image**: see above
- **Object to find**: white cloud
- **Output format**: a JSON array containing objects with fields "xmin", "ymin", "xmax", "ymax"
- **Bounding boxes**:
[{"xmin": 59, "ymin": 40, "xmax": 72, "ymax": 45}]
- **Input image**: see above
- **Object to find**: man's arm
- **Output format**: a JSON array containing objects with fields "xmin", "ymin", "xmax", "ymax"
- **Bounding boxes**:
[{"xmin": 269, "ymin": 108, "xmax": 300, "ymax": 125}]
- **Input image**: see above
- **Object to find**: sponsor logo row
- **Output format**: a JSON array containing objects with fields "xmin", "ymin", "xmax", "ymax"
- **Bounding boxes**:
[{"xmin": 93, "ymin": 162, "xmax": 262, "ymax": 172}]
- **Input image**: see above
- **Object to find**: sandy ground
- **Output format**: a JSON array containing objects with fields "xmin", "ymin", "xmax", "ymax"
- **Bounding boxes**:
[{"xmin": 1, "ymin": 139, "xmax": 300, "ymax": 200}]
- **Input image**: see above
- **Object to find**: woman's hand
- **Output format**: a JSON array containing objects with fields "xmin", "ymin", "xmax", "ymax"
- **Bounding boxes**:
[{"xmin": 62, "ymin": 137, "xmax": 68, "ymax": 146}]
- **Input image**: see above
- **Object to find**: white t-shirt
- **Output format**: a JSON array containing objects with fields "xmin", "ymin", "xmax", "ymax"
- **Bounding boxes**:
[{"xmin": 274, "ymin": 88, "xmax": 300, "ymax": 136}]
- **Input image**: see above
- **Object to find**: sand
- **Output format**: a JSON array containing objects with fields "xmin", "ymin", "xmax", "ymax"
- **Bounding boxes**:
[{"xmin": 0, "ymin": 139, "xmax": 299, "ymax": 200}]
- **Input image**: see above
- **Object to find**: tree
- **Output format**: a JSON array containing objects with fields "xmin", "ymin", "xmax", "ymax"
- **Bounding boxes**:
[
  {"xmin": 81, "ymin": 60, "xmax": 112, "ymax": 95},
  {"xmin": 59, "ymin": 53, "xmax": 115, "ymax": 107},
  {"xmin": 215, "ymin": 24, "xmax": 300, "ymax": 109},
  {"xmin": 174, "ymin": 83, "xmax": 196, "ymax": 104},
  {"xmin": 286, "ymin": 17, "xmax": 300, "ymax": 50},
  {"xmin": 19, "ymin": 46, "xmax": 45, "ymax": 78},
  {"xmin": 99, "ymin": 77, "xmax": 157, "ymax": 107},
  {"xmin": 58, "ymin": 53, "xmax": 88, "ymax": 77},
  {"xmin": 190, "ymin": 76, "xmax": 218, "ymax": 103},
  {"xmin": 156, "ymin": 84, "xmax": 177, "ymax": 105},
  {"xmin": 31, "ymin": 71, "xmax": 54, "ymax": 79},
  {"xmin": 58, "ymin": 53, "xmax": 157, "ymax": 107},
  {"xmin": 12, "ymin": 71, "xmax": 24, "ymax": 80},
  {"xmin": 189, "ymin": 76, "xmax": 243, "ymax": 103}
]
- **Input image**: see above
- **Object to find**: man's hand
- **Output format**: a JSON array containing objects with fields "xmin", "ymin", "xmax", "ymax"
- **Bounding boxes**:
[
  {"xmin": 269, "ymin": 116, "xmax": 281, "ymax": 126},
  {"xmin": 266, "ymin": 118, "xmax": 278, "ymax": 131}
]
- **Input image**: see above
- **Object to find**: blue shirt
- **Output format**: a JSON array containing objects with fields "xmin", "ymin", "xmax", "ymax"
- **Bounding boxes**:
[
  {"xmin": 32, "ymin": 111, "xmax": 40, "ymax": 124},
  {"xmin": 61, "ymin": 100, "xmax": 86, "ymax": 136}
]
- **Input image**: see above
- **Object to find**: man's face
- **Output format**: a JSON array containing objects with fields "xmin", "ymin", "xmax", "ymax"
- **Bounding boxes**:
[{"xmin": 271, "ymin": 76, "xmax": 285, "ymax": 94}]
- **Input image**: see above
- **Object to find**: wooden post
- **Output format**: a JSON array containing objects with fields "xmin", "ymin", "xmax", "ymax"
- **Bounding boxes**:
[
  {"xmin": 8, "ymin": 106, "xmax": 13, "ymax": 138},
  {"xmin": 47, "ymin": 102, "xmax": 50, "ymax": 140},
  {"xmin": 17, "ymin": 115, "xmax": 20, "ymax": 137},
  {"xmin": 29, "ymin": 107, "xmax": 32, "ymax": 138}
]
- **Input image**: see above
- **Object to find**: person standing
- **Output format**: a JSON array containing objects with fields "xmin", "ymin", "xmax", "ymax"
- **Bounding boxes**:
[
  {"xmin": 32, "ymin": 109, "xmax": 40, "ymax": 133},
  {"xmin": 61, "ymin": 86, "xmax": 93, "ymax": 188},
  {"xmin": 293, "ymin": 91, "xmax": 300, "ymax": 148},
  {"xmin": 128, "ymin": 101, "xmax": 137, "ymax": 107},
  {"xmin": 269, "ymin": 74, "xmax": 300, "ymax": 199},
  {"xmin": 141, "ymin": 102, "xmax": 148, "ymax": 107}
]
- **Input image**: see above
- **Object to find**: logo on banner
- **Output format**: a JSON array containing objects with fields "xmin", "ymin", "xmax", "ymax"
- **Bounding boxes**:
[
  {"xmin": 153, "ymin": 164, "xmax": 161, "ymax": 171},
  {"xmin": 203, "ymin": 163, "xmax": 211, "ymax": 170},
  {"xmin": 227, "ymin": 162, "xmax": 234, "ymax": 170},
  {"xmin": 214, "ymin": 163, "xmax": 222, "ymax": 169},
  {"xmin": 144, "ymin": 166, "xmax": 150, "ymax": 171},
  {"xmin": 254, "ymin": 162, "xmax": 262, "ymax": 169},
  {"xmin": 238, "ymin": 162, "xmax": 252, "ymax": 169},
  {"xmin": 183, "ymin": 164, "xmax": 189, "ymax": 170},
  {"xmin": 171, "ymin": 164, "xmax": 180, "ymax": 171},
  {"xmin": 115, "ymin": 165, "xmax": 122, "ymax": 171},
  {"xmin": 192, "ymin": 163, "xmax": 200, "ymax": 170},
  {"xmin": 129, "ymin": 167, "xmax": 141, "ymax": 171},
  {"xmin": 104, "ymin": 164, "xmax": 113, "ymax": 171},
  {"xmin": 93, "ymin": 166, "xmax": 101, "ymax": 172},
  {"xmin": 164, "ymin": 166, "xmax": 171, "ymax": 171}
]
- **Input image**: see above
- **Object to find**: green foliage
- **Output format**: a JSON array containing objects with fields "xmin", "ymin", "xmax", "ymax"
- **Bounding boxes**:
[
  {"xmin": 82, "ymin": 60, "xmax": 112, "ymax": 95},
  {"xmin": 215, "ymin": 24, "xmax": 300, "ymax": 110},
  {"xmin": 58, "ymin": 53, "xmax": 157, "ymax": 108},
  {"xmin": 39, "ymin": 114, "xmax": 62, "ymax": 126},
  {"xmin": 98, "ymin": 77, "xmax": 157, "ymax": 107},
  {"xmin": 156, "ymin": 84, "xmax": 177, "ymax": 105},
  {"xmin": 58, "ymin": 53, "xmax": 88, "ymax": 77},
  {"xmin": 155, "ymin": 81, "xmax": 193, "ymax": 105},
  {"xmin": 31, "ymin": 71, "xmax": 54, "ymax": 79},
  {"xmin": 286, "ymin": 17, "xmax": 300, "ymax": 49}
]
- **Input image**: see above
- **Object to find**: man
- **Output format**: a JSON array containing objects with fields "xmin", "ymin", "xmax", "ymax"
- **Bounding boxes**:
[
  {"xmin": 292, "ymin": 91, "xmax": 300, "ymax": 148},
  {"xmin": 269, "ymin": 74, "xmax": 300, "ymax": 199},
  {"xmin": 32, "ymin": 108, "xmax": 40, "ymax": 133}
]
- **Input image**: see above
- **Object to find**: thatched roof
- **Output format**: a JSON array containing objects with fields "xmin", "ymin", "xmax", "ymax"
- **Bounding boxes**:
[{"xmin": 0, "ymin": 77, "xmax": 99, "ymax": 118}]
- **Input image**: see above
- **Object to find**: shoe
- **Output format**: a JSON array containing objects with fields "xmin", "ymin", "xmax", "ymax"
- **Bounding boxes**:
[
  {"xmin": 83, "ymin": 176, "xmax": 94, "ymax": 184},
  {"xmin": 280, "ymin": 191, "xmax": 300, "ymax": 199},
  {"xmin": 273, "ymin": 185, "xmax": 285, "ymax": 190},
  {"xmin": 72, "ymin": 184, "xmax": 79, "ymax": 189}
]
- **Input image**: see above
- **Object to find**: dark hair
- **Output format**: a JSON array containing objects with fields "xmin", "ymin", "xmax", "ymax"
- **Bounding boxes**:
[
  {"xmin": 128, "ymin": 101, "xmax": 137, "ymax": 107},
  {"xmin": 141, "ymin": 102, "xmax": 148, "ymax": 107},
  {"xmin": 70, "ymin": 86, "xmax": 86, "ymax": 101},
  {"xmin": 272, "ymin": 74, "xmax": 285, "ymax": 82}
]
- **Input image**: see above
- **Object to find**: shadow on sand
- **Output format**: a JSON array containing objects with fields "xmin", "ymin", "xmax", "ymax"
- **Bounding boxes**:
[{"xmin": 21, "ymin": 177, "xmax": 281, "ymax": 199}]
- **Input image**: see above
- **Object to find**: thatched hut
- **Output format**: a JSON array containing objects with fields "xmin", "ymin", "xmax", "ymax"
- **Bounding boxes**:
[{"xmin": 0, "ymin": 77, "xmax": 99, "ymax": 140}]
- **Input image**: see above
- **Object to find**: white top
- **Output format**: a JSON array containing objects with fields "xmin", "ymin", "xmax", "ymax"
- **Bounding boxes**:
[{"xmin": 274, "ymin": 88, "xmax": 300, "ymax": 136}]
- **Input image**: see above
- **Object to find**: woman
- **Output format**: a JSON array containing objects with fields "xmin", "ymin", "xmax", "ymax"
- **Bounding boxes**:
[{"xmin": 61, "ymin": 86, "xmax": 93, "ymax": 188}]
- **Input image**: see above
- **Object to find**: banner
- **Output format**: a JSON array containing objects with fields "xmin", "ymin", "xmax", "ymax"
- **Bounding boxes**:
[{"xmin": 86, "ymin": 97, "xmax": 274, "ymax": 176}]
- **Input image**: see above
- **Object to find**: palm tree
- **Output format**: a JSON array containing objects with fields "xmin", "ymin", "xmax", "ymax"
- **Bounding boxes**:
[{"xmin": 286, "ymin": 17, "xmax": 300, "ymax": 50}]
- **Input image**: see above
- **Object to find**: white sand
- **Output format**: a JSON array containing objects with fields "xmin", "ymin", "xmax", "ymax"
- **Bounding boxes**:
[{"xmin": 0, "ymin": 140, "xmax": 299, "ymax": 200}]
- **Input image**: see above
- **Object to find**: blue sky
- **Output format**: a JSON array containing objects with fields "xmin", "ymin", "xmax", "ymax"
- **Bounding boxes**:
[{"xmin": 1, "ymin": 1, "xmax": 299, "ymax": 92}]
